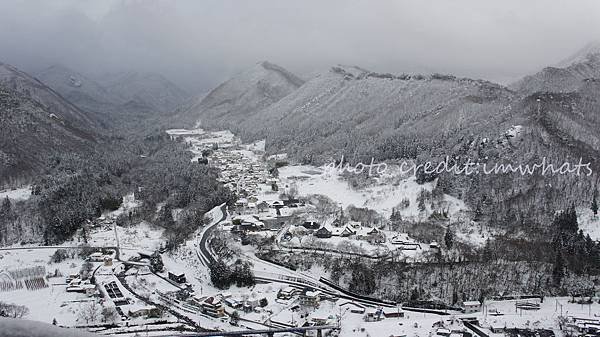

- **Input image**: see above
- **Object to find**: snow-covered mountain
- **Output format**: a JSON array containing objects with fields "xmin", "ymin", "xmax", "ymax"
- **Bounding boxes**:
[
  {"xmin": 95, "ymin": 71, "xmax": 190, "ymax": 113},
  {"xmin": 556, "ymin": 41, "xmax": 600, "ymax": 68},
  {"xmin": 0, "ymin": 62, "xmax": 99, "ymax": 130},
  {"xmin": 35, "ymin": 65, "xmax": 126, "ymax": 114},
  {"xmin": 36, "ymin": 65, "xmax": 190, "ymax": 129},
  {"xmin": 180, "ymin": 61, "xmax": 304, "ymax": 128},
  {"xmin": 512, "ymin": 43, "xmax": 600, "ymax": 95},
  {"xmin": 0, "ymin": 86, "xmax": 95, "ymax": 185},
  {"xmin": 178, "ymin": 53, "xmax": 600, "ymax": 232},
  {"xmin": 0, "ymin": 62, "xmax": 99, "ymax": 185}
]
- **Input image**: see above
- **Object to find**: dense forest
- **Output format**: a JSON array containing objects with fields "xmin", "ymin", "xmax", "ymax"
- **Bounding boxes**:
[{"xmin": 0, "ymin": 130, "xmax": 234, "ymax": 247}]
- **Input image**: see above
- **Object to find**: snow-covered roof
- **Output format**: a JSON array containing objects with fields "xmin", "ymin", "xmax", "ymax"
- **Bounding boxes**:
[{"xmin": 463, "ymin": 301, "xmax": 481, "ymax": 306}]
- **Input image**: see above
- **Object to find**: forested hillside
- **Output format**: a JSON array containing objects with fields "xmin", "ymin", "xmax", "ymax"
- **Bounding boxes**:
[
  {"xmin": 36, "ymin": 65, "xmax": 190, "ymax": 131},
  {"xmin": 184, "ymin": 56, "xmax": 600, "ymax": 234},
  {"xmin": 0, "ymin": 132, "xmax": 234, "ymax": 247},
  {"xmin": 0, "ymin": 63, "xmax": 99, "ymax": 130},
  {"xmin": 0, "ymin": 85, "xmax": 95, "ymax": 187},
  {"xmin": 175, "ymin": 61, "xmax": 304, "ymax": 127}
]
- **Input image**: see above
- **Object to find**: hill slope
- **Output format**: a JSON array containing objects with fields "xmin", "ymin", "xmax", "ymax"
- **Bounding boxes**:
[
  {"xmin": 0, "ymin": 84, "xmax": 95, "ymax": 185},
  {"xmin": 36, "ymin": 65, "xmax": 190, "ymax": 130},
  {"xmin": 512, "ymin": 43, "xmax": 600, "ymax": 95},
  {"xmin": 178, "ymin": 61, "xmax": 304, "ymax": 127},
  {"xmin": 0, "ymin": 62, "xmax": 99, "ymax": 130},
  {"xmin": 96, "ymin": 71, "xmax": 190, "ymax": 113},
  {"xmin": 34, "ymin": 64, "xmax": 125, "ymax": 125},
  {"xmin": 181, "ymin": 59, "xmax": 600, "ymax": 232}
]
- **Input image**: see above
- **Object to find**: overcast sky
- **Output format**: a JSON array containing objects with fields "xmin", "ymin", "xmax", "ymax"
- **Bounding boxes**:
[{"xmin": 1, "ymin": 0, "xmax": 599, "ymax": 93}]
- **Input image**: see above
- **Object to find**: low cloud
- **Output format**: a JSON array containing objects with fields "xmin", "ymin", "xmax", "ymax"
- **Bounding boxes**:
[{"xmin": 1, "ymin": 0, "xmax": 599, "ymax": 92}]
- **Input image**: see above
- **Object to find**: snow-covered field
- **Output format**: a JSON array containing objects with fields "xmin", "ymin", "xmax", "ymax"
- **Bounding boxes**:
[
  {"xmin": 0, "ymin": 186, "xmax": 32, "ymax": 201},
  {"xmin": 277, "ymin": 165, "xmax": 468, "ymax": 219},
  {"xmin": 0, "ymin": 248, "xmax": 99, "ymax": 326},
  {"xmin": 84, "ymin": 221, "xmax": 164, "ymax": 260}
]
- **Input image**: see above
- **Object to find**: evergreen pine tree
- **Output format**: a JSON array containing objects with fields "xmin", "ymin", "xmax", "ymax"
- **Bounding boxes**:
[
  {"xmin": 444, "ymin": 227, "xmax": 454, "ymax": 249},
  {"xmin": 552, "ymin": 249, "xmax": 565, "ymax": 287},
  {"xmin": 210, "ymin": 259, "xmax": 231, "ymax": 289},
  {"xmin": 0, "ymin": 197, "xmax": 13, "ymax": 244}
]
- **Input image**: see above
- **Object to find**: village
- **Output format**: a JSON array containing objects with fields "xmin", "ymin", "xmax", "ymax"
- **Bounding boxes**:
[{"xmin": 1, "ymin": 129, "xmax": 599, "ymax": 337}]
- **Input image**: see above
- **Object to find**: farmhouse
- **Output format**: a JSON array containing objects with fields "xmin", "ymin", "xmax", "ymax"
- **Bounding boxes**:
[
  {"xmin": 462, "ymin": 300, "xmax": 481, "ymax": 314},
  {"xmin": 168, "ymin": 271, "xmax": 187, "ymax": 284},
  {"xmin": 315, "ymin": 227, "xmax": 332, "ymax": 238},
  {"xmin": 332, "ymin": 225, "xmax": 356, "ymax": 237},
  {"xmin": 278, "ymin": 286, "xmax": 300, "ymax": 300},
  {"xmin": 382, "ymin": 307, "xmax": 405, "ymax": 318},
  {"xmin": 201, "ymin": 296, "xmax": 225, "ymax": 317},
  {"xmin": 299, "ymin": 290, "xmax": 321, "ymax": 308},
  {"xmin": 302, "ymin": 221, "xmax": 320, "ymax": 230},
  {"xmin": 129, "ymin": 305, "xmax": 161, "ymax": 318},
  {"xmin": 224, "ymin": 297, "xmax": 241, "ymax": 309}
]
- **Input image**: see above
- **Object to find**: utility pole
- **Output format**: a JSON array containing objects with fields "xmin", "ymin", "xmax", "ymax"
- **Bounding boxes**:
[
  {"xmin": 556, "ymin": 299, "xmax": 563, "ymax": 317},
  {"xmin": 113, "ymin": 223, "xmax": 120, "ymax": 260}
]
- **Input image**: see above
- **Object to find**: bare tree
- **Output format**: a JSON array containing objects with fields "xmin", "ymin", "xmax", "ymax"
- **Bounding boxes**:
[
  {"xmin": 101, "ymin": 306, "xmax": 119, "ymax": 323},
  {"xmin": 0, "ymin": 301, "xmax": 29, "ymax": 318},
  {"xmin": 78, "ymin": 301, "xmax": 101, "ymax": 325}
]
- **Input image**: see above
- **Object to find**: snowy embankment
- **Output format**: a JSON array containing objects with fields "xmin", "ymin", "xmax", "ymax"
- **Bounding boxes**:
[
  {"xmin": 0, "ymin": 186, "xmax": 32, "ymax": 201},
  {"xmin": 0, "ymin": 317, "xmax": 98, "ymax": 337}
]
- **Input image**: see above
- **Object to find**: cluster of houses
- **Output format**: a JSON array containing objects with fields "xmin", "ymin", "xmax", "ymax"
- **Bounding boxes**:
[
  {"xmin": 288, "ymin": 219, "xmax": 432, "ymax": 253},
  {"xmin": 203, "ymin": 140, "xmax": 270, "ymax": 199},
  {"xmin": 311, "ymin": 221, "xmax": 385, "ymax": 243},
  {"xmin": 276, "ymin": 290, "xmax": 406, "ymax": 324},
  {"xmin": 563, "ymin": 316, "xmax": 600, "ymax": 336},
  {"xmin": 65, "ymin": 273, "xmax": 97, "ymax": 296},
  {"xmin": 276, "ymin": 286, "xmax": 332, "ymax": 308},
  {"xmin": 87, "ymin": 251, "xmax": 114, "ymax": 266},
  {"xmin": 225, "ymin": 198, "xmax": 308, "ymax": 235},
  {"xmin": 188, "ymin": 292, "xmax": 270, "ymax": 318}
]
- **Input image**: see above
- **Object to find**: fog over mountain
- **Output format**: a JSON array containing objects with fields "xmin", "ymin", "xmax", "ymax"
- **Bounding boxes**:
[
  {"xmin": 2, "ymin": 0, "xmax": 600, "ymax": 93},
  {"xmin": 3, "ymin": 2, "xmax": 600, "ymax": 337}
]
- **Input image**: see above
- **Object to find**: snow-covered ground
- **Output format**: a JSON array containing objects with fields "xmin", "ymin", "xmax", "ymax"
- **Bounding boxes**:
[
  {"xmin": 578, "ymin": 207, "xmax": 600, "ymax": 240},
  {"xmin": 338, "ymin": 297, "xmax": 600, "ymax": 337},
  {"xmin": 277, "ymin": 165, "xmax": 468, "ymax": 219},
  {"xmin": 0, "ymin": 185, "xmax": 32, "ymax": 201},
  {"xmin": 82, "ymin": 222, "xmax": 163, "ymax": 261},
  {"xmin": 0, "ymin": 248, "xmax": 100, "ymax": 326}
]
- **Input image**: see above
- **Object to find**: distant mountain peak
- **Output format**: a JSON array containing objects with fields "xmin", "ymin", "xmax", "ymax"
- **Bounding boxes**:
[
  {"xmin": 251, "ymin": 61, "xmax": 305, "ymax": 87},
  {"xmin": 0, "ymin": 61, "xmax": 98, "ymax": 129},
  {"xmin": 330, "ymin": 64, "xmax": 370, "ymax": 78},
  {"xmin": 556, "ymin": 41, "xmax": 600, "ymax": 68},
  {"xmin": 178, "ymin": 61, "xmax": 304, "ymax": 127},
  {"xmin": 512, "ymin": 41, "xmax": 600, "ymax": 94}
]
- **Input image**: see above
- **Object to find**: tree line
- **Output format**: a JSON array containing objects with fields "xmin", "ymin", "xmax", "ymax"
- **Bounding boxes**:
[{"xmin": 0, "ymin": 130, "xmax": 235, "ymax": 247}]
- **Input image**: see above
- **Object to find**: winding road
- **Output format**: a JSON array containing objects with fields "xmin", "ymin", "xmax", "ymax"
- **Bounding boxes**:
[
  {"xmin": 197, "ymin": 203, "xmax": 228, "ymax": 266},
  {"xmin": 195, "ymin": 204, "xmax": 400, "ymax": 309}
]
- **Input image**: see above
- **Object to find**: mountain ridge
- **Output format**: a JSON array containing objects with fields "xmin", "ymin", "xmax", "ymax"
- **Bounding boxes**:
[
  {"xmin": 35, "ymin": 64, "xmax": 190, "ymax": 130},
  {"xmin": 0, "ymin": 62, "xmax": 100, "ymax": 130},
  {"xmin": 180, "ymin": 52, "xmax": 600, "ymax": 232},
  {"xmin": 177, "ymin": 61, "xmax": 305, "ymax": 128}
]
